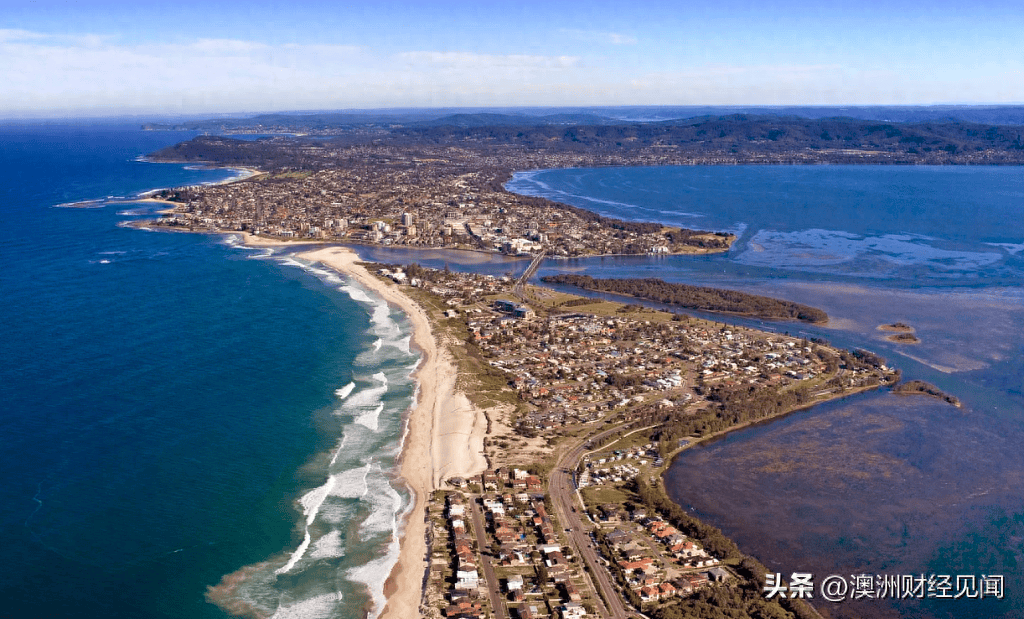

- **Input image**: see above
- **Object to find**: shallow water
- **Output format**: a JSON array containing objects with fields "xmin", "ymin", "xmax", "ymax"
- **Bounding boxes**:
[{"xmin": 508, "ymin": 165, "xmax": 1024, "ymax": 619}]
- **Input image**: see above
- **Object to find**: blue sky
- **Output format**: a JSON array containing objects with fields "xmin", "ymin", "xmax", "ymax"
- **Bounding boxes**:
[{"xmin": 2, "ymin": 0, "xmax": 1023, "ymax": 117}]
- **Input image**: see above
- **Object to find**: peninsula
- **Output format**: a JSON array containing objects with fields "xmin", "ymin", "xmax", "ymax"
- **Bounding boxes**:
[
  {"xmin": 142, "ymin": 112, "xmax": 1024, "ymax": 256},
  {"xmin": 295, "ymin": 255, "xmax": 895, "ymax": 619},
  {"xmin": 133, "ymin": 115, "xmax": 972, "ymax": 619},
  {"xmin": 891, "ymin": 380, "xmax": 962, "ymax": 407}
]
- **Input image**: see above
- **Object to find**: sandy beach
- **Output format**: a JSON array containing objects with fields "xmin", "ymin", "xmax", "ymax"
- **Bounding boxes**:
[{"xmin": 294, "ymin": 245, "xmax": 487, "ymax": 619}]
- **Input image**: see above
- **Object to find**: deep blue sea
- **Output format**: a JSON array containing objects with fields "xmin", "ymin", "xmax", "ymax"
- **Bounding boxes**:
[{"xmin": 0, "ymin": 123, "xmax": 415, "ymax": 619}]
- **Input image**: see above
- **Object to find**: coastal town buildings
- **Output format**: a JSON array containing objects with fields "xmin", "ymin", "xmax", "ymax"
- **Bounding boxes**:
[
  {"xmin": 147, "ymin": 142, "xmax": 733, "ymax": 257},
  {"xmin": 369, "ymin": 261, "xmax": 895, "ymax": 619}
]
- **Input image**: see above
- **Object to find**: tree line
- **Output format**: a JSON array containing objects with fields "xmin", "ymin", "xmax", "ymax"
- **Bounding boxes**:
[{"xmin": 541, "ymin": 274, "xmax": 828, "ymax": 323}]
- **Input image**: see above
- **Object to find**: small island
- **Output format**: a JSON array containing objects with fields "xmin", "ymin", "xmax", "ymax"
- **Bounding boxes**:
[
  {"xmin": 878, "ymin": 322, "xmax": 921, "ymax": 344},
  {"xmin": 542, "ymin": 274, "xmax": 829, "ymax": 323},
  {"xmin": 892, "ymin": 380, "xmax": 962, "ymax": 407},
  {"xmin": 888, "ymin": 333, "xmax": 921, "ymax": 344},
  {"xmin": 879, "ymin": 322, "xmax": 914, "ymax": 332}
]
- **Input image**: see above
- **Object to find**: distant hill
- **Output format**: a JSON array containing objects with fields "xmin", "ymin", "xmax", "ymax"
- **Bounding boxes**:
[
  {"xmin": 594, "ymin": 105, "xmax": 1024, "ymax": 125},
  {"xmin": 149, "ymin": 114, "xmax": 1024, "ymax": 169},
  {"xmin": 405, "ymin": 112, "xmax": 619, "ymax": 128},
  {"xmin": 390, "ymin": 114, "xmax": 1024, "ymax": 158},
  {"xmin": 143, "ymin": 105, "xmax": 1024, "ymax": 134},
  {"xmin": 143, "ymin": 110, "xmax": 622, "ymax": 132}
]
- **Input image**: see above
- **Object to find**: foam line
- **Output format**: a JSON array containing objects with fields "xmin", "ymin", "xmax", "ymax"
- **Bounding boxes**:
[
  {"xmin": 309, "ymin": 530, "xmax": 345, "ymax": 560},
  {"xmin": 275, "ymin": 473, "xmax": 338, "ymax": 575},
  {"xmin": 346, "ymin": 531, "xmax": 401, "ymax": 619},
  {"xmin": 327, "ymin": 463, "xmax": 372, "ymax": 499},
  {"xmin": 278, "ymin": 257, "xmax": 343, "ymax": 285},
  {"xmin": 268, "ymin": 592, "xmax": 343, "ymax": 619},
  {"xmin": 340, "ymin": 284, "xmax": 375, "ymax": 304},
  {"xmin": 329, "ymin": 434, "xmax": 348, "ymax": 467},
  {"xmin": 355, "ymin": 403, "xmax": 384, "ymax": 432},
  {"xmin": 340, "ymin": 372, "xmax": 388, "ymax": 413}
]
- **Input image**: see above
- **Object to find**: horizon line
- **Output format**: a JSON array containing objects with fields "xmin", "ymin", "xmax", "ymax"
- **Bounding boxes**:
[{"xmin": 5, "ymin": 102, "xmax": 1024, "ymax": 124}]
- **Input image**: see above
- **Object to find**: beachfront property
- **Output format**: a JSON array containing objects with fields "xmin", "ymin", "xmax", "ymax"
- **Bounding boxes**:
[
  {"xmin": 131, "ymin": 207, "xmax": 892, "ymax": 619},
  {"xmin": 424, "ymin": 464, "xmax": 741, "ymax": 618},
  {"xmin": 140, "ymin": 214, "xmax": 891, "ymax": 619},
  {"xmin": 426, "ymin": 486, "xmax": 597, "ymax": 619}
]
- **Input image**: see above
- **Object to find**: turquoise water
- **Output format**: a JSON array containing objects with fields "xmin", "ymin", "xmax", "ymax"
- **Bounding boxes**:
[{"xmin": 0, "ymin": 124, "xmax": 414, "ymax": 619}]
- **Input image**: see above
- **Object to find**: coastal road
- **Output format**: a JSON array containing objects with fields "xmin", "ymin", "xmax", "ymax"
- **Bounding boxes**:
[
  {"xmin": 549, "ymin": 426, "xmax": 638, "ymax": 619},
  {"xmin": 469, "ymin": 498, "xmax": 507, "ymax": 619}
]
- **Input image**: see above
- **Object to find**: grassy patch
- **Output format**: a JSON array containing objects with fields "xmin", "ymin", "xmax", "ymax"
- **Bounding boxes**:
[
  {"xmin": 589, "ymin": 431, "xmax": 655, "ymax": 458},
  {"xmin": 580, "ymin": 485, "xmax": 631, "ymax": 506},
  {"xmin": 404, "ymin": 286, "xmax": 524, "ymax": 412}
]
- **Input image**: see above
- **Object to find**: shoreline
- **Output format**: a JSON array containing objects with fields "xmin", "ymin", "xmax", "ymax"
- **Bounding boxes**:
[
  {"xmin": 141, "ymin": 165, "xmax": 901, "ymax": 617},
  {"xmin": 56, "ymin": 165, "xmax": 263, "ymax": 210},
  {"xmin": 656, "ymin": 381, "xmax": 888, "ymax": 472},
  {"xmin": 157, "ymin": 228, "xmax": 733, "ymax": 259},
  {"xmin": 116, "ymin": 153, "xmax": 994, "ymax": 619},
  {"xmin": 180, "ymin": 237, "xmax": 873, "ymax": 619},
  {"xmin": 290, "ymin": 245, "xmax": 488, "ymax": 619}
]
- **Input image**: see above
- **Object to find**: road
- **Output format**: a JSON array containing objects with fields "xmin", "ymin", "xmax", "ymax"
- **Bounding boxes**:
[
  {"xmin": 468, "ymin": 498, "xmax": 507, "ymax": 619},
  {"xmin": 548, "ymin": 425, "xmax": 638, "ymax": 619}
]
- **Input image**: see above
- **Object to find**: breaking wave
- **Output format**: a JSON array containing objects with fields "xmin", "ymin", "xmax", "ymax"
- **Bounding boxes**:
[
  {"xmin": 334, "ymin": 382, "xmax": 356, "ymax": 400},
  {"xmin": 208, "ymin": 257, "xmax": 420, "ymax": 619}
]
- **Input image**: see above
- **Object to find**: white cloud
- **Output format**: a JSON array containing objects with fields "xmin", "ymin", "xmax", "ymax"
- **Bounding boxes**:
[
  {"xmin": 189, "ymin": 38, "xmax": 266, "ymax": 55},
  {"xmin": 0, "ymin": 29, "xmax": 46, "ymax": 43},
  {"xmin": 1, "ymin": 28, "xmax": 1021, "ymax": 116},
  {"xmin": 0, "ymin": 29, "xmax": 595, "ymax": 115},
  {"xmin": 0, "ymin": 32, "xmax": 379, "ymax": 115},
  {"xmin": 561, "ymin": 29, "xmax": 637, "ymax": 45},
  {"xmin": 0, "ymin": 28, "xmax": 110, "ymax": 47}
]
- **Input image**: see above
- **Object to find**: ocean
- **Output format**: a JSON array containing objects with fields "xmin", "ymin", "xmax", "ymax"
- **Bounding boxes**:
[
  {"xmin": 0, "ymin": 123, "xmax": 416, "ymax": 619},
  {"xmin": 507, "ymin": 166, "xmax": 1024, "ymax": 619},
  {"xmin": 4, "ymin": 123, "xmax": 1022, "ymax": 619}
]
